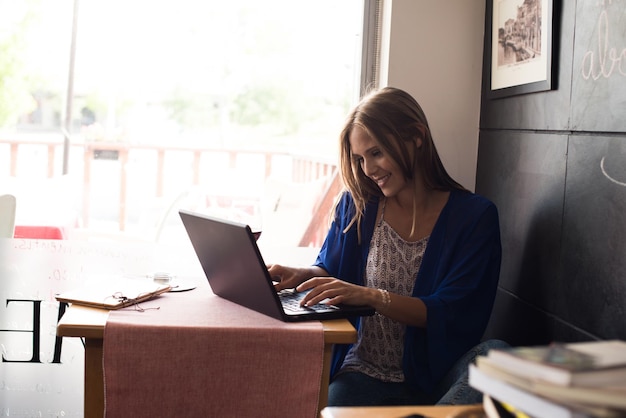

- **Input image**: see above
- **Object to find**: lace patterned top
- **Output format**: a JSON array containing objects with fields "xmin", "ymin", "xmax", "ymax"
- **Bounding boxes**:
[{"xmin": 339, "ymin": 201, "xmax": 428, "ymax": 382}]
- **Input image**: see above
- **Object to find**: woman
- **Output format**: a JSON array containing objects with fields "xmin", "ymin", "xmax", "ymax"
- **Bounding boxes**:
[{"xmin": 268, "ymin": 87, "xmax": 503, "ymax": 406}]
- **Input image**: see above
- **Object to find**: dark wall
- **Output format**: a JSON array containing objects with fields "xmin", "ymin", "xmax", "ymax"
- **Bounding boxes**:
[{"xmin": 476, "ymin": 0, "xmax": 626, "ymax": 346}]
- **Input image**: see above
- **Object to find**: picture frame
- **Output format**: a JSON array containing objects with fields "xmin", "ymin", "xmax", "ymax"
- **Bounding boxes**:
[{"xmin": 487, "ymin": 0, "xmax": 558, "ymax": 99}]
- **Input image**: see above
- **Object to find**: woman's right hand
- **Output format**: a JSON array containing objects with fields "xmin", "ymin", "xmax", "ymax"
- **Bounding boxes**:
[{"xmin": 267, "ymin": 264, "xmax": 327, "ymax": 292}]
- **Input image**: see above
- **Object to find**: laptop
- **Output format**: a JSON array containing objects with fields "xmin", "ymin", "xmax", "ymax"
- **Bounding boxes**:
[{"xmin": 178, "ymin": 209, "xmax": 375, "ymax": 322}]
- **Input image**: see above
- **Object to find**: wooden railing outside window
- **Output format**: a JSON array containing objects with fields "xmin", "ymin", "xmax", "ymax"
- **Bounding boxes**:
[{"xmin": 1, "ymin": 137, "xmax": 340, "ymax": 246}]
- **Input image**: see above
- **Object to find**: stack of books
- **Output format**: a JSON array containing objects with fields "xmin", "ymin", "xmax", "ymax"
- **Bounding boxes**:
[{"xmin": 469, "ymin": 340, "xmax": 626, "ymax": 418}]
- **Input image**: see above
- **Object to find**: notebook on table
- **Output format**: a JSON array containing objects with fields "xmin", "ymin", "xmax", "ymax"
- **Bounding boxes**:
[
  {"xmin": 55, "ymin": 278, "xmax": 171, "ymax": 309},
  {"xmin": 178, "ymin": 209, "xmax": 375, "ymax": 322}
]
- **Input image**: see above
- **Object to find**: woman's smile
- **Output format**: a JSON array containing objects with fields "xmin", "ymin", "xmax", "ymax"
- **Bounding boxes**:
[{"xmin": 372, "ymin": 173, "xmax": 391, "ymax": 188}]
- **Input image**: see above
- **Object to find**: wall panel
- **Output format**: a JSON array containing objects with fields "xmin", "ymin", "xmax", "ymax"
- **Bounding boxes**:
[
  {"xmin": 477, "ymin": 0, "xmax": 626, "ymax": 344},
  {"xmin": 479, "ymin": 0, "xmax": 575, "ymax": 131},
  {"xmin": 559, "ymin": 135, "xmax": 626, "ymax": 339}
]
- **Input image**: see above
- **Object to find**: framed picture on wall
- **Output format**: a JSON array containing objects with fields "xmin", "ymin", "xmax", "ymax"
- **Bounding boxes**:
[{"xmin": 487, "ymin": 0, "xmax": 558, "ymax": 99}]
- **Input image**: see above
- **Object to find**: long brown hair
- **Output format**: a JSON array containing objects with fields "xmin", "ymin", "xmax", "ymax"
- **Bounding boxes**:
[{"xmin": 338, "ymin": 87, "xmax": 466, "ymax": 238}]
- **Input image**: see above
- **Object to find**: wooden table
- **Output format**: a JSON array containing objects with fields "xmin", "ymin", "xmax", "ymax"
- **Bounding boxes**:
[
  {"xmin": 321, "ymin": 404, "xmax": 485, "ymax": 418},
  {"xmin": 57, "ymin": 304, "xmax": 357, "ymax": 418}
]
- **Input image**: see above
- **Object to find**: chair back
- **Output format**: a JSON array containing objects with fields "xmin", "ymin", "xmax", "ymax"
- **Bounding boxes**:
[{"xmin": 0, "ymin": 194, "xmax": 17, "ymax": 238}]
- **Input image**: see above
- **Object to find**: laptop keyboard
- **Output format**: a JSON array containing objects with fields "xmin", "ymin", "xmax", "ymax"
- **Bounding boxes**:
[{"xmin": 278, "ymin": 289, "xmax": 339, "ymax": 313}]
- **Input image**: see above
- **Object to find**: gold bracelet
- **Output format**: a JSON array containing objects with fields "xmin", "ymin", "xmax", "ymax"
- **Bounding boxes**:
[{"xmin": 378, "ymin": 288, "xmax": 391, "ymax": 311}]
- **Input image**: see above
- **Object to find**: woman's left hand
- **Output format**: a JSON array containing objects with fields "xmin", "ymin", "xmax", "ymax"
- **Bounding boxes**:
[{"xmin": 296, "ymin": 277, "xmax": 377, "ymax": 307}]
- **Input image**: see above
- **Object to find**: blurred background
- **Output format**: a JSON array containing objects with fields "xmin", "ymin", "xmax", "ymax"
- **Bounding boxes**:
[{"xmin": 1, "ymin": 0, "xmax": 365, "ymax": 247}]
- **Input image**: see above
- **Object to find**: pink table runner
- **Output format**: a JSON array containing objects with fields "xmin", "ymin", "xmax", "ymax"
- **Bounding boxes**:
[{"xmin": 103, "ymin": 283, "xmax": 324, "ymax": 417}]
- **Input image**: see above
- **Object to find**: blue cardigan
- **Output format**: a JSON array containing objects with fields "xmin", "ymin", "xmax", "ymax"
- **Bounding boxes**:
[{"xmin": 315, "ymin": 189, "xmax": 501, "ymax": 393}]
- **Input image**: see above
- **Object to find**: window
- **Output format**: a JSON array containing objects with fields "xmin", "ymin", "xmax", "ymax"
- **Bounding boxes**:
[
  {"xmin": 1, "ymin": 1, "xmax": 378, "ymax": 413},
  {"xmin": 1, "ymin": 0, "xmax": 372, "ymax": 247}
]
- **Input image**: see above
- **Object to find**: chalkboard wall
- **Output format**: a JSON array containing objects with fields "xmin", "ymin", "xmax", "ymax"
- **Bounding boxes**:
[{"xmin": 476, "ymin": 0, "xmax": 626, "ymax": 346}]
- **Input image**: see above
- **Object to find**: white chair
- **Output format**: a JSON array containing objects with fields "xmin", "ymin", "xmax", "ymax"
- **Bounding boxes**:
[{"xmin": 0, "ymin": 194, "xmax": 17, "ymax": 238}]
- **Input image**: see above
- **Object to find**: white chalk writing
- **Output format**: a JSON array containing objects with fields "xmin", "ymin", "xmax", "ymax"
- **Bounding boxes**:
[
  {"xmin": 600, "ymin": 156, "xmax": 626, "ymax": 187},
  {"xmin": 581, "ymin": 4, "xmax": 626, "ymax": 80}
]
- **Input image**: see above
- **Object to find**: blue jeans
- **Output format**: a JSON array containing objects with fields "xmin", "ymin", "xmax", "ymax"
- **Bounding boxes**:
[
  {"xmin": 327, "ymin": 339, "xmax": 510, "ymax": 407},
  {"xmin": 435, "ymin": 339, "xmax": 510, "ymax": 405}
]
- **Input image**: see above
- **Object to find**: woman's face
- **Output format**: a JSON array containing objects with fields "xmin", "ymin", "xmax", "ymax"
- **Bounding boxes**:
[{"xmin": 348, "ymin": 125, "xmax": 411, "ymax": 198}]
